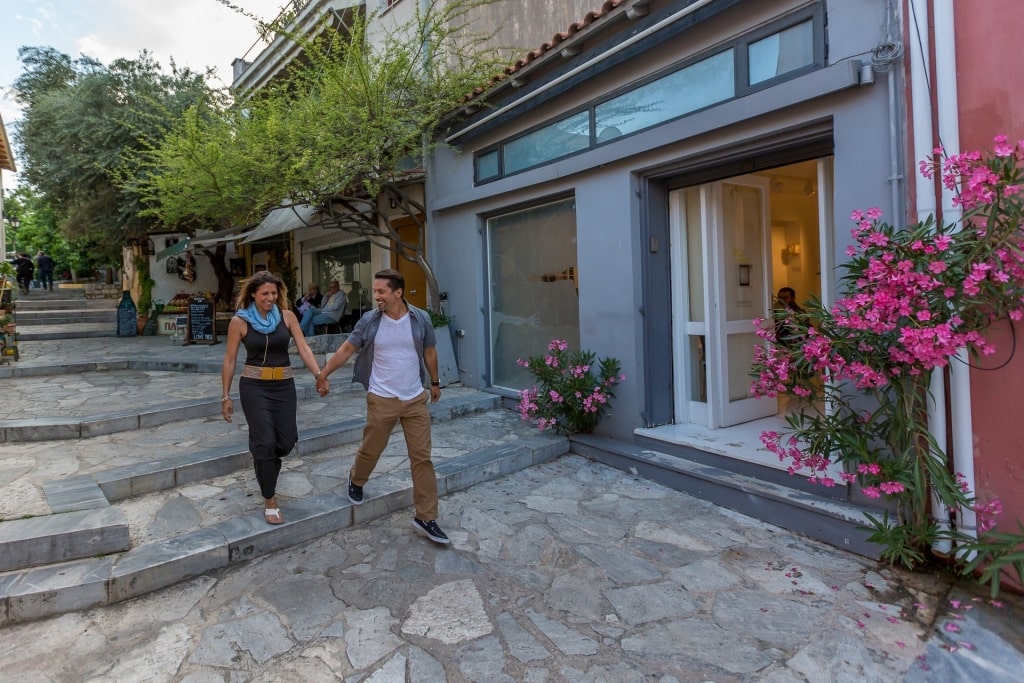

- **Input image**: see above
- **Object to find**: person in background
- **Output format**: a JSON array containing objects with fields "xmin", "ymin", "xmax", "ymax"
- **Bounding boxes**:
[
  {"xmin": 221, "ymin": 271, "xmax": 325, "ymax": 526},
  {"xmin": 36, "ymin": 251, "xmax": 55, "ymax": 291},
  {"xmin": 299, "ymin": 279, "xmax": 346, "ymax": 336},
  {"xmin": 294, "ymin": 283, "xmax": 322, "ymax": 315},
  {"xmin": 13, "ymin": 254, "xmax": 33, "ymax": 294},
  {"xmin": 775, "ymin": 286, "xmax": 806, "ymax": 346},
  {"xmin": 315, "ymin": 269, "xmax": 448, "ymax": 544}
]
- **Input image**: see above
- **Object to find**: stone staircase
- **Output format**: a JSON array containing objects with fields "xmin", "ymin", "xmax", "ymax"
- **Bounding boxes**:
[
  {"xmin": 0, "ymin": 359, "xmax": 567, "ymax": 624},
  {"xmin": 10, "ymin": 285, "xmax": 119, "ymax": 340}
]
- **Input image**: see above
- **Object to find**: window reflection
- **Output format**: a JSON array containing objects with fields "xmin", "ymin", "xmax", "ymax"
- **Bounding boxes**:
[
  {"xmin": 748, "ymin": 20, "xmax": 814, "ymax": 85},
  {"xmin": 595, "ymin": 50, "xmax": 735, "ymax": 138},
  {"xmin": 488, "ymin": 198, "xmax": 580, "ymax": 389}
]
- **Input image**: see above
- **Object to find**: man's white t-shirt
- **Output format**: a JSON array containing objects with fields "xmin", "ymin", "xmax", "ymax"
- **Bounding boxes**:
[{"xmin": 367, "ymin": 312, "xmax": 424, "ymax": 400}]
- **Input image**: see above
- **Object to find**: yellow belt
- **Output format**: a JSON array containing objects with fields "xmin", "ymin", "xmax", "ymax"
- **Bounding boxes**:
[{"xmin": 242, "ymin": 365, "xmax": 293, "ymax": 380}]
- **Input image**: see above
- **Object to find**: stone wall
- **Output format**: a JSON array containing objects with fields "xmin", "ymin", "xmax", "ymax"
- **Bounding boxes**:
[{"xmin": 83, "ymin": 283, "xmax": 122, "ymax": 300}]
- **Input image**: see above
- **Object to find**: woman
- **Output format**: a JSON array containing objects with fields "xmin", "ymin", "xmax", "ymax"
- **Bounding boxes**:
[{"xmin": 221, "ymin": 271, "xmax": 326, "ymax": 525}]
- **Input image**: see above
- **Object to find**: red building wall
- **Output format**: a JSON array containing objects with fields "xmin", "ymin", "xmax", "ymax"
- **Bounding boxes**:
[{"xmin": 955, "ymin": 1, "xmax": 1024, "ymax": 585}]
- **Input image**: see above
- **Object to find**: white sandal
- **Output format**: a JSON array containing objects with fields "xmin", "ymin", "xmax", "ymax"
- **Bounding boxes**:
[{"xmin": 264, "ymin": 507, "xmax": 284, "ymax": 525}]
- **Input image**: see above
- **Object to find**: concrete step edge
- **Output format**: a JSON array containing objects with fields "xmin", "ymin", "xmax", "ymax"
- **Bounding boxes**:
[
  {"xmin": 43, "ymin": 393, "xmax": 502, "ymax": 510},
  {"xmin": 570, "ymin": 433, "xmax": 887, "ymax": 560},
  {"xmin": 0, "ymin": 507, "xmax": 130, "ymax": 573},
  {"xmin": 0, "ymin": 433, "xmax": 568, "ymax": 625}
]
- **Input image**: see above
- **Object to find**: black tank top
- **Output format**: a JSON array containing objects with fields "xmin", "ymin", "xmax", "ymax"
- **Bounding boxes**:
[{"xmin": 241, "ymin": 319, "xmax": 292, "ymax": 367}]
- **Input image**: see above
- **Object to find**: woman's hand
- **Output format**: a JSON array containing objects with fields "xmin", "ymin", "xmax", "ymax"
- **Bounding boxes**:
[{"xmin": 222, "ymin": 398, "xmax": 234, "ymax": 422}]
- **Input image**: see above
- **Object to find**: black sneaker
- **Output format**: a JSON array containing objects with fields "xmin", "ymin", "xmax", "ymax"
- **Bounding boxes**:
[
  {"xmin": 413, "ymin": 518, "xmax": 450, "ymax": 544},
  {"xmin": 347, "ymin": 479, "xmax": 364, "ymax": 505}
]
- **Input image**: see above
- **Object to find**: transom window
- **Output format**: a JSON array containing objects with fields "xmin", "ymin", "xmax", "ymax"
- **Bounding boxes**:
[{"xmin": 474, "ymin": 8, "xmax": 822, "ymax": 184}]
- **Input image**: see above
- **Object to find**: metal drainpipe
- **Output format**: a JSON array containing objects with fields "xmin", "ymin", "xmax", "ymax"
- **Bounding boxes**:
[
  {"xmin": 933, "ymin": 0, "xmax": 978, "ymax": 557},
  {"xmin": 908, "ymin": 0, "xmax": 954, "ymax": 556}
]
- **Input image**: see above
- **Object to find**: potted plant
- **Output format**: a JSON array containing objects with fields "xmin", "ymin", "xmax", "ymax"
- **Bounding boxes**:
[{"xmin": 0, "ymin": 313, "xmax": 14, "ymax": 335}]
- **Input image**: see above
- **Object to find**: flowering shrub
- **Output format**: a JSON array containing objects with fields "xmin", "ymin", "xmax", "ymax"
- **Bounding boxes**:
[
  {"xmin": 751, "ymin": 136, "xmax": 1024, "ymax": 593},
  {"xmin": 517, "ymin": 339, "xmax": 624, "ymax": 434}
]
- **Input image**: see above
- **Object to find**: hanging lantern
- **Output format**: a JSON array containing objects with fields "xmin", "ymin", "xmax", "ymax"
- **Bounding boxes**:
[{"xmin": 144, "ymin": 238, "xmax": 155, "ymax": 256}]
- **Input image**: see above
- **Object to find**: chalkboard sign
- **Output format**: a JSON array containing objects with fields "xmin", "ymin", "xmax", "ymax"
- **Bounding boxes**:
[
  {"xmin": 184, "ymin": 294, "xmax": 218, "ymax": 345},
  {"xmin": 116, "ymin": 291, "xmax": 138, "ymax": 337}
]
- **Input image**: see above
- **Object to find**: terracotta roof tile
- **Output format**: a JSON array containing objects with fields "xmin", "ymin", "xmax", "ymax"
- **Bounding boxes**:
[{"xmin": 465, "ymin": 0, "xmax": 627, "ymax": 102}]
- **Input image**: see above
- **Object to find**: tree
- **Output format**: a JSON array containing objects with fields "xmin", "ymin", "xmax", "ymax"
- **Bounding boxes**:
[
  {"xmin": 12, "ymin": 47, "xmax": 222, "ymax": 268},
  {"xmin": 4, "ymin": 186, "xmax": 110, "ymax": 281},
  {"xmin": 140, "ymin": 0, "xmax": 512, "ymax": 311}
]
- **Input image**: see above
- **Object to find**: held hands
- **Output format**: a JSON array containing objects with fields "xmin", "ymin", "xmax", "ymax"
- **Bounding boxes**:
[{"xmin": 316, "ymin": 374, "xmax": 331, "ymax": 397}]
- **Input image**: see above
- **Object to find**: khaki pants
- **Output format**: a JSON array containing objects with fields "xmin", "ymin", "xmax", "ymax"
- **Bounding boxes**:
[{"xmin": 351, "ymin": 390, "xmax": 438, "ymax": 520}]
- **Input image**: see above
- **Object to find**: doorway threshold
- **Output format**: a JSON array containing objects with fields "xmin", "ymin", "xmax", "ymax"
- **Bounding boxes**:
[{"xmin": 635, "ymin": 416, "xmax": 792, "ymax": 472}]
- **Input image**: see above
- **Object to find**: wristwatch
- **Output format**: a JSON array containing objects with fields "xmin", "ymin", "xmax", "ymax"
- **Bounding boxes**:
[{"xmin": 430, "ymin": 380, "xmax": 440, "ymax": 386}]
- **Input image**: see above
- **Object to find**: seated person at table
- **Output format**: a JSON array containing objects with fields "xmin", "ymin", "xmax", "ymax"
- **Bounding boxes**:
[
  {"xmin": 294, "ymin": 283, "xmax": 322, "ymax": 315},
  {"xmin": 300, "ymin": 280, "xmax": 347, "ymax": 336}
]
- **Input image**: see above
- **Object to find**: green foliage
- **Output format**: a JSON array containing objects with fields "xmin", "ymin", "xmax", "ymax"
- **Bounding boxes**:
[
  {"xmin": 960, "ymin": 521, "xmax": 1024, "ymax": 597},
  {"xmin": 517, "ymin": 340, "xmax": 624, "ymax": 435},
  {"xmin": 134, "ymin": 255, "xmax": 155, "ymax": 315},
  {"xmin": 12, "ymin": 46, "xmax": 221, "ymax": 265},
  {"xmin": 140, "ymin": 0, "xmax": 514, "ymax": 311},
  {"xmin": 751, "ymin": 140, "xmax": 1024, "ymax": 594},
  {"xmin": 428, "ymin": 310, "xmax": 452, "ymax": 328}
]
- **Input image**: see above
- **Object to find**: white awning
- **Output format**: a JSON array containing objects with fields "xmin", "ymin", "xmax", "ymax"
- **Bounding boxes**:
[
  {"xmin": 155, "ymin": 238, "xmax": 189, "ymax": 260},
  {"xmin": 242, "ymin": 204, "xmax": 323, "ymax": 244},
  {"xmin": 191, "ymin": 227, "xmax": 253, "ymax": 247}
]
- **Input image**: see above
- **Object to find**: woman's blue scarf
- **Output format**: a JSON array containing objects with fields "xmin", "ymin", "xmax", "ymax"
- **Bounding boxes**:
[{"xmin": 236, "ymin": 304, "xmax": 281, "ymax": 334}]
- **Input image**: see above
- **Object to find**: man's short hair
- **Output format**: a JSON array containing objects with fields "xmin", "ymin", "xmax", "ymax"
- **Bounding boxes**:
[{"xmin": 374, "ymin": 268, "xmax": 405, "ymax": 293}]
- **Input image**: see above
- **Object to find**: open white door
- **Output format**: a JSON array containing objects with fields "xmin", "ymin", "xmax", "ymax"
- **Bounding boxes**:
[{"xmin": 708, "ymin": 176, "xmax": 775, "ymax": 427}]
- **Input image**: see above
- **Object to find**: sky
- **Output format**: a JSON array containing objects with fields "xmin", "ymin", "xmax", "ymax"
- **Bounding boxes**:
[{"xmin": 0, "ymin": 0, "xmax": 288, "ymax": 188}]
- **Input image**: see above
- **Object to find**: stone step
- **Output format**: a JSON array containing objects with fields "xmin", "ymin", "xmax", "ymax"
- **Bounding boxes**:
[
  {"xmin": 0, "ymin": 507, "xmax": 130, "ymax": 573},
  {"xmin": 12, "ymin": 299, "xmax": 112, "ymax": 311},
  {"xmin": 11, "ymin": 323, "xmax": 120, "ymax": 340},
  {"xmin": 0, "ymin": 433, "xmax": 568, "ymax": 624},
  {"xmin": 0, "ymin": 359, "xmax": 483, "ymax": 442},
  {"xmin": 569, "ymin": 433, "xmax": 887, "ymax": 561},
  {"xmin": 0, "ymin": 390, "xmax": 502, "ymax": 576},
  {"xmin": 15, "ymin": 310, "xmax": 116, "ymax": 324}
]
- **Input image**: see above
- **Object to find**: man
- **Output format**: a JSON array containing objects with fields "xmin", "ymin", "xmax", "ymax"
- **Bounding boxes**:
[
  {"xmin": 36, "ymin": 251, "xmax": 55, "ymax": 291},
  {"xmin": 12, "ymin": 254, "xmax": 33, "ymax": 294},
  {"xmin": 299, "ymin": 279, "xmax": 346, "ymax": 336},
  {"xmin": 775, "ymin": 286, "xmax": 806, "ymax": 346},
  {"xmin": 316, "ymin": 269, "xmax": 448, "ymax": 544}
]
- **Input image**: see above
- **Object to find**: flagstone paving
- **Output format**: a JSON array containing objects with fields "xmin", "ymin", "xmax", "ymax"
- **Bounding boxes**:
[{"xmin": 0, "ymin": 336, "xmax": 1021, "ymax": 681}]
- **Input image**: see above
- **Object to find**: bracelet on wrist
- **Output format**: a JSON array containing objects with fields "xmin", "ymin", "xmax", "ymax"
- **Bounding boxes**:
[{"xmin": 221, "ymin": 396, "xmax": 231, "ymax": 402}]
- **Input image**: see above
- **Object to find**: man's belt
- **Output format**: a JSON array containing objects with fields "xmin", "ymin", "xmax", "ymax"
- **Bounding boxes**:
[{"xmin": 242, "ymin": 365, "xmax": 293, "ymax": 380}]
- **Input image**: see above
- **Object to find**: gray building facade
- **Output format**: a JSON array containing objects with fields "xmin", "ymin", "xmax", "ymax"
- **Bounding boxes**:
[{"xmin": 426, "ymin": 0, "xmax": 900, "ymax": 476}]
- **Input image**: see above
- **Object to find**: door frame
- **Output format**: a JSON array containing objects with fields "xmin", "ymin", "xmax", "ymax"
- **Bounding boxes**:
[{"xmin": 671, "ymin": 175, "xmax": 774, "ymax": 429}]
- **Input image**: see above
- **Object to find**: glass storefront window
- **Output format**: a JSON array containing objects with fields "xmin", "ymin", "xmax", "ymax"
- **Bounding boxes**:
[
  {"xmin": 748, "ymin": 20, "xmax": 814, "ymax": 85},
  {"xmin": 503, "ymin": 111, "xmax": 590, "ymax": 175},
  {"xmin": 487, "ymin": 198, "xmax": 580, "ymax": 390},
  {"xmin": 314, "ymin": 241, "xmax": 372, "ymax": 326}
]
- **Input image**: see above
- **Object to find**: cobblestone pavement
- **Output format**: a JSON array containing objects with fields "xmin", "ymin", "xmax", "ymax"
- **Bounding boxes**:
[{"xmin": 0, "ymin": 336, "xmax": 1022, "ymax": 681}]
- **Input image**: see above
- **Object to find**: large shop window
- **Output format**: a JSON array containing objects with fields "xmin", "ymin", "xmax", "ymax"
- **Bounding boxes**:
[
  {"xmin": 487, "ymin": 198, "xmax": 580, "ymax": 390},
  {"xmin": 314, "ymin": 241, "xmax": 373, "ymax": 323}
]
